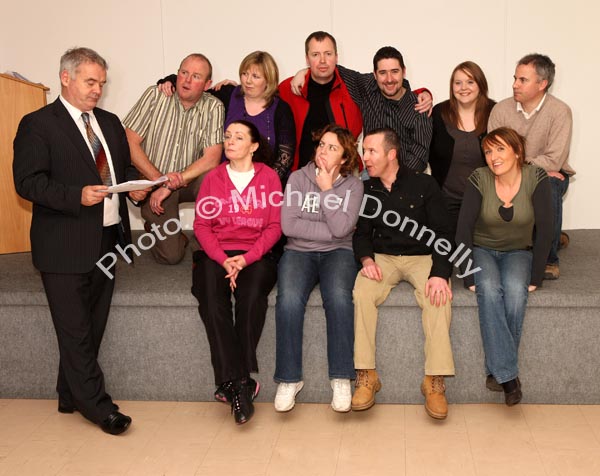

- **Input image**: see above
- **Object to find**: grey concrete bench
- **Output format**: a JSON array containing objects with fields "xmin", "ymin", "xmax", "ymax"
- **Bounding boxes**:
[{"xmin": 1, "ymin": 230, "xmax": 598, "ymax": 404}]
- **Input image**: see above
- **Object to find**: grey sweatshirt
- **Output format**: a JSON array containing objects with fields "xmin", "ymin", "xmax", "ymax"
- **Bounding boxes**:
[{"xmin": 282, "ymin": 162, "xmax": 364, "ymax": 252}]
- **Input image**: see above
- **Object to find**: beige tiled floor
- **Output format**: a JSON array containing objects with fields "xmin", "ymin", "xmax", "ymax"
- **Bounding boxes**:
[{"xmin": 0, "ymin": 400, "xmax": 599, "ymax": 476}]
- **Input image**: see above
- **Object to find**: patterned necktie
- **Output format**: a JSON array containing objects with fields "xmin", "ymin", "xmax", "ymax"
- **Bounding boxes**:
[{"xmin": 81, "ymin": 113, "xmax": 113, "ymax": 194}]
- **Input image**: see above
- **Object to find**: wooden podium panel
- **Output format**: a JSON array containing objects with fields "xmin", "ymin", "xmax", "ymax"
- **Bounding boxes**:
[{"xmin": 0, "ymin": 73, "xmax": 49, "ymax": 254}]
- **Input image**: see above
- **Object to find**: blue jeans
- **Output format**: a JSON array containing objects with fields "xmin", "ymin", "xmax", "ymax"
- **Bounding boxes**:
[
  {"xmin": 274, "ymin": 249, "xmax": 358, "ymax": 382},
  {"xmin": 473, "ymin": 246, "xmax": 532, "ymax": 384},
  {"xmin": 548, "ymin": 174, "xmax": 569, "ymax": 265}
]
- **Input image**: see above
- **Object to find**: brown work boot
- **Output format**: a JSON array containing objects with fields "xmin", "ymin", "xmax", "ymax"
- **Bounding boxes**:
[
  {"xmin": 351, "ymin": 369, "xmax": 381, "ymax": 411},
  {"xmin": 559, "ymin": 231, "xmax": 570, "ymax": 250},
  {"xmin": 421, "ymin": 375, "xmax": 448, "ymax": 420},
  {"xmin": 544, "ymin": 263, "xmax": 560, "ymax": 280}
]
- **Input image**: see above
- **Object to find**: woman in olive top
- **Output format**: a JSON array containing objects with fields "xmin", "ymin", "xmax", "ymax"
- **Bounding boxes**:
[{"xmin": 456, "ymin": 127, "xmax": 553, "ymax": 406}]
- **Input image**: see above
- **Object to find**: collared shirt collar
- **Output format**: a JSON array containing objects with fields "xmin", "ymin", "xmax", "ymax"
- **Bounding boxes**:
[
  {"xmin": 59, "ymin": 95, "xmax": 96, "ymax": 123},
  {"xmin": 516, "ymin": 93, "xmax": 547, "ymax": 120},
  {"xmin": 174, "ymin": 91, "xmax": 207, "ymax": 112}
]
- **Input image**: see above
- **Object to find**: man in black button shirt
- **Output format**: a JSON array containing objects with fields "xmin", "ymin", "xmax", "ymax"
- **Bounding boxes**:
[{"xmin": 351, "ymin": 128, "xmax": 454, "ymax": 420}]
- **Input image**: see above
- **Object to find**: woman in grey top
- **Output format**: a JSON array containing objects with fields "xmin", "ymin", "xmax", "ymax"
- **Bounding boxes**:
[{"xmin": 273, "ymin": 124, "xmax": 364, "ymax": 413}]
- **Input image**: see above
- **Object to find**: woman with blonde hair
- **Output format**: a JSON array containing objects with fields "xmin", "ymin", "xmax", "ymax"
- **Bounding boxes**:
[{"xmin": 158, "ymin": 51, "xmax": 295, "ymax": 183}]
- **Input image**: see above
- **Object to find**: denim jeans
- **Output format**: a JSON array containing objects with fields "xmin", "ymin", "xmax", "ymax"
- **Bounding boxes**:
[
  {"xmin": 548, "ymin": 174, "xmax": 569, "ymax": 265},
  {"xmin": 473, "ymin": 246, "xmax": 532, "ymax": 384},
  {"xmin": 274, "ymin": 249, "xmax": 358, "ymax": 382}
]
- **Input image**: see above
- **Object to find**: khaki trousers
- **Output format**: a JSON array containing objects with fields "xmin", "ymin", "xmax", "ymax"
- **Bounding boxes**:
[
  {"xmin": 141, "ymin": 176, "xmax": 202, "ymax": 265},
  {"xmin": 353, "ymin": 253, "xmax": 455, "ymax": 375}
]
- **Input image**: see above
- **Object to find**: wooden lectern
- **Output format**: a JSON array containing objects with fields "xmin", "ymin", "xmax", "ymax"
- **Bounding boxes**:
[{"xmin": 0, "ymin": 73, "xmax": 49, "ymax": 254}]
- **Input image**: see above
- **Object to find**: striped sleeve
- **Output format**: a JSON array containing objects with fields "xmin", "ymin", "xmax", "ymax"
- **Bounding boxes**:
[
  {"xmin": 122, "ymin": 86, "xmax": 158, "ymax": 138},
  {"xmin": 405, "ymin": 104, "xmax": 432, "ymax": 172},
  {"xmin": 200, "ymin": 95, "xmax": 225, "ymax": 149}
]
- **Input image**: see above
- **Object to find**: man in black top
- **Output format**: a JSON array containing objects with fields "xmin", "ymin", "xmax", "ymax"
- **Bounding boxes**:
[{"xmin": 351, "ymin": 128, "xmax": 454, "ymax": 420}]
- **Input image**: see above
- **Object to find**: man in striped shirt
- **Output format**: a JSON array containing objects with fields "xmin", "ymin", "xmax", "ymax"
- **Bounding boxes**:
[
  {"xmin": 337, "ymin": 47, "xmax": 432, "ymax": 172},
  {"xmin": 123, "ymin": 53, "xmax": 224, "ymax": 265},
  {"xmin": 291, "ymin": 45, "xmax": 433, "ymax": 173}
]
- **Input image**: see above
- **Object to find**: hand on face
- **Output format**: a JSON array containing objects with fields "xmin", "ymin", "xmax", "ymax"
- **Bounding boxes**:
[
  {"xmin": 315, "ymin": 156, "xmax": 336, "ymax": 191},
  {"xmin": 314, "ymin": 131, "xmax": 345, "ymax": 191}
]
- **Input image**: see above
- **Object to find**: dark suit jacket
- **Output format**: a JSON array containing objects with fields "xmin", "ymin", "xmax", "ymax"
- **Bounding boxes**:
[{"xmin": 13, "ymin": 98, "xmax": 137, "ymax": 274}]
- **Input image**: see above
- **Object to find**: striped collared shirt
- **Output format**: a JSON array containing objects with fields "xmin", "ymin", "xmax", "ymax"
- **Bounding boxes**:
[
  {"xmin": 123, "ymin": 86, "xmax": 224, "ymax": 173},
  {"xmin": 337, "ymin": 65, "xmax": 432, "ymax": 172}
]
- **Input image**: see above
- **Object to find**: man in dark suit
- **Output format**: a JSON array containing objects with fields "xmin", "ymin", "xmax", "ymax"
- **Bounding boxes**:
[{"xmin": 13, "ymin": 47, "xmax": 146, "ymax": 435}]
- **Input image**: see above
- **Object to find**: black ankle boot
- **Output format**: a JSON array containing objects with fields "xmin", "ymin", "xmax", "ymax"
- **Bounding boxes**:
[
  {"xmin": 502, "ymin": 378, "xmax": 522, "ymax": 406},
  {"xmin": 231, "ymin": 379, "xmax": 254, "ymax": 424},
  {"xmin": 214, "ymin": 380, "xmax": 234, "ymax": 403}
]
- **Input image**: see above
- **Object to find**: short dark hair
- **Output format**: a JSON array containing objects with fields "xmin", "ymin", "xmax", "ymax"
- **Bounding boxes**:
[
  {"xmin": 180, "ymin": 53, "xmax": 213, "ymax": 80},
  {"xmin": 518, "ymin": 53, "xmax": 555, "ymax": 91},
  {"xmin": 304, "ymin": 31, "xmax": 338, "ymax": 55},
  {"xmin": 227, "ymin": 120, "xmax": 274, "ymax": 167},
  {"xmin": 365, "ymin": 127, "xmax": 402, "ymax": 159},
  {"xmin": 482, "ymin": 127, "xmax": 527, "ymax": 168},
  {"xmin": 60, "ymin": 47, "xmax": 107, "ymax": 78},
  {"xmin": 373, "ymin": 46, "xmax": 405, "ymax": 71}
]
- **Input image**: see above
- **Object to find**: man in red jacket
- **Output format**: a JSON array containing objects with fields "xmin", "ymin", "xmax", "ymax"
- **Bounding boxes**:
[
  {"xmin": 279, "ymin": 31, "xmax": 363, "ymax": 171},
  {"xmin": 280, "ymin": 31, "xmax": 433, "ymax": 172}
]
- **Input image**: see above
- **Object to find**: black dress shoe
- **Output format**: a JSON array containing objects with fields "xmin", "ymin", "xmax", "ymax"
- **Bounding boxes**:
[
  {"xmin": 502, "ymin": 378, "xmax": 523, "ymax": 406},
  {"xmin": 231, "ymin": 381, "xmax": 254, "ymax": 425},
  {"xmin": 100, "ymin": 411, "xmax": 132, "ymax": 435},
  {"xmin": 58, "ymin": 400, "xmax": 75, "ymax": 414},
  {"xmin": 245, "ymin": 377, "xmax": 260, "ymax": 401},
  {"xmin": 216, "ymin": 378, "xmax": 260, "ymax": 404},
  {"xmin": 58, "ymin": 400, "xmax": 119, "ymax": 414}
]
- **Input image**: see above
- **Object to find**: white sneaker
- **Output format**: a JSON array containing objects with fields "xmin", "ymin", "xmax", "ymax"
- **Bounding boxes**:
[
  {"xmin": 330, "ymin": 378, "xmax": 352, "ymax": 412},
  {"xmin": 274, "ymin": 381, "xmax": 304, "ymax": 412}
]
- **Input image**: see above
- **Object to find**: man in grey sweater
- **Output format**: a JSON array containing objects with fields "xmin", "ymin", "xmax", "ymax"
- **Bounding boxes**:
[{"xmin": 488, "ymin": 53, "xmax": 574, "ymax": 280}]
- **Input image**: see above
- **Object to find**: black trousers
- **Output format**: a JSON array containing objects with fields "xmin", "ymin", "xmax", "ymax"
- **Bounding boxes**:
[
  {"xmin": 191, "ymin": 250, "xmax": 277, "ymax": 385},
  {"xmin": 41, "ymin": 225, "xmax": 119, "ymax": 424}
]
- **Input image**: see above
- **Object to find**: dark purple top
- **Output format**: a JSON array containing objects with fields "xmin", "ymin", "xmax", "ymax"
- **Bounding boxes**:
[{"xmin": 225, "ymin": 86, "xmax": 278, "ymax": 150}]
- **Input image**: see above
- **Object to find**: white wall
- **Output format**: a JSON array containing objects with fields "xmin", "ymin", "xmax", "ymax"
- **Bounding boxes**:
[{"xmin": 1, "ymin": 0, "xmax": 597, "ymax": 228}]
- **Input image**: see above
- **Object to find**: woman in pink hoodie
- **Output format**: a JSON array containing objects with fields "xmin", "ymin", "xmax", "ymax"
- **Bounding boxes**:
[{"xmin": 192, "ymin": 120, "xmax": 282, "ymax": 425}]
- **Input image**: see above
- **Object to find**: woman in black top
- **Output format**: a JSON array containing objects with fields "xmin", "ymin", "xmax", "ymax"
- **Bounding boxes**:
[{"xmin": 429, "ymin": 61, "xmax": 495, "ymax": 238}]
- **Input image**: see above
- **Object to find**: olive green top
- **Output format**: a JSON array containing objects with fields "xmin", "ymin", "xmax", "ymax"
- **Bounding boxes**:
[{"xmin": 470, "ymin": 164, "xmax": 547, "ymax": 251}]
